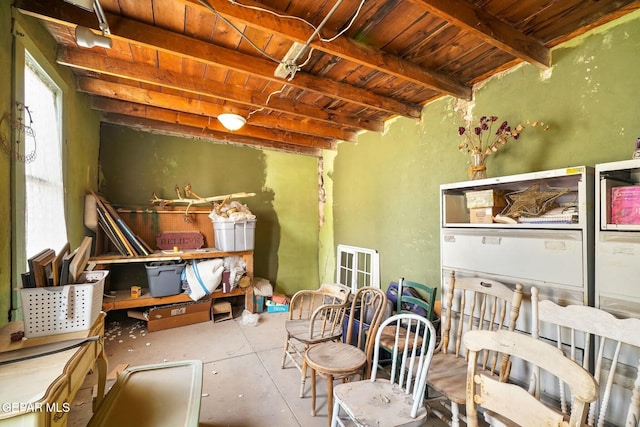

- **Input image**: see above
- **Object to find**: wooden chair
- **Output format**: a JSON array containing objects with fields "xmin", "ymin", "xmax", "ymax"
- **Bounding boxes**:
[
  {"xmin": 426, "ymin": 271, "xmax": 524, "ymax": 427},
  {"xmin": 281, "ymin": 283, "xmax": 352, "ymax": 398},
  {"xmin": 379, "ymin": 278, "xmax": 437, "ymax": 356},
  {"xmin": 531, "ymin": 287, "xmax": 640, "ymax": 427},
  {"xmin": 330, "ymin": 313, "xmax": 438, "ymax": 427},
  {"xmin": 304, "ymin": 286, "xmax": 388, "ymax": 421},
  {"xmin": 464, "ymin": 329, "xmax": 599, "ymax": 427}
]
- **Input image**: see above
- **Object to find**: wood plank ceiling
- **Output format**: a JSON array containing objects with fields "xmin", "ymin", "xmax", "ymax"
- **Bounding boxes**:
[{"xmin": 15, "ymin": 0, "xmax": 640, "ymax": 156}]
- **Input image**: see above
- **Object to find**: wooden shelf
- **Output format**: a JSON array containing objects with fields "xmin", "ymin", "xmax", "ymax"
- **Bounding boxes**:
[
  {"xmin": 89, "ymin": 204, "xmax": 256, "ymax": 314},
  {"xmin": 88, "ymin": 248, "xmax": 253, "ymax": 266},
  {"xmin": 102, "ymin": 286, "xmax": 250, "ymax": 312},
  {"xmin": 91, "ymin": 248, "xmax": 255, "ymax": 313}
]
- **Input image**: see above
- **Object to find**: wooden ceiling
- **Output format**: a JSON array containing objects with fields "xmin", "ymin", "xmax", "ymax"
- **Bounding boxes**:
[{"xmin": 15, "ymin": 0, "xmax": 640, "ymax": 156}]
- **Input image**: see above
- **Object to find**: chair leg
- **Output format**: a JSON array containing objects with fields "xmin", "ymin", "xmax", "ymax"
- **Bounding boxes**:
[
  {"xmin": 300, "ymin": 356, "xmax": 308, "ymax": 398},
  {"xmin": 311, "ymin": 367, "xmax": 317, "ymax": 416},
  {"xmin": 451, "ymin": 402, "xmax": 460, "ymax": 427},
  {"xmin": 326, "ymin": 374, "xmax": 334, "ymax": 427},
  {"xmin": 330, "ymin": 398, "xmax": 340, "ymax": 427},
  {"xmin": 281, "ymin": 336, "xmax": 290, "ymax": 369}
]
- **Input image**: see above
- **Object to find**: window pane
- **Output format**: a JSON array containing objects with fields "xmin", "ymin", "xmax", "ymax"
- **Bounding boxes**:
[{"xmin": 24, "ymin": 55, "xmax": 67, "ymax": 259}]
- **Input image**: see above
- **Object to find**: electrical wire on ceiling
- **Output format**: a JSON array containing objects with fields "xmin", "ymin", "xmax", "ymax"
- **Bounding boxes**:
[
  {"xmin": 195, "ymin": 0, "xmax": 366, "ymax": 127},
  {"xmin": 197, "ymin": 0, "xmax": 366, "ymax": 68},
  {"xmin": 247, "ymin": 84, "xmax": 287, "ymax": 119},
  {"xmin": 197, "ymin": 0, "xmax": 282, "ymax": 63},
  {"xmin": 318, "ymin": 0, "xmax": 366, "ymax": 43},
  {"xmin": 228, "ymin": 0, "xmax": 366, "ymax": 43}
]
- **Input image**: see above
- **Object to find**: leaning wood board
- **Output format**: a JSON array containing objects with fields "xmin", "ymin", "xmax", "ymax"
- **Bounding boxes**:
[{"xmin": 69, "ymin": 236, "xmax": 92, "ymax": 283}]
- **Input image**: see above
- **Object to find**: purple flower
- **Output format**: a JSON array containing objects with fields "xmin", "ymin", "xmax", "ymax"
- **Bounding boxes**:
[{"xmin": 457, "ymin": 115, "xmax": 536, "ymax": 156}]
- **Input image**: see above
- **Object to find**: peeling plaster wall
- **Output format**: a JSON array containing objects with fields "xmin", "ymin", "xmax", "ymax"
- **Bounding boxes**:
[{"xmin": 323, "ymin": 10, "xmax": 640, "ymax": 292}]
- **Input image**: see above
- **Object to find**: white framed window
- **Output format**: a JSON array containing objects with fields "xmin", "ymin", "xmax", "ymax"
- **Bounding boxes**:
[
  {"xmin": 336, "ymin": 244, "xmax": 380, "ymax": 292},
  {"xmin": 23, "ymin": 53, "xmax": 67, "ymax": 260},
  {"xmin": 10, "ymin": 23, "xmax": 68, "ymax": 319}
]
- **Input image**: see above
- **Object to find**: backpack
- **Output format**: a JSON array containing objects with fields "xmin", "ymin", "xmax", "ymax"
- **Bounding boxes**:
[{"xmin": 385, "ymin": 281, "xmax": 429, "ymax": 318}]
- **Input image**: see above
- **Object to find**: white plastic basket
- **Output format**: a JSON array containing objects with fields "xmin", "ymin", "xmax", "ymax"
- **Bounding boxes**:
[{"xmin": 20, "ymin": 270, "xmax": 108, "ymax": 338}]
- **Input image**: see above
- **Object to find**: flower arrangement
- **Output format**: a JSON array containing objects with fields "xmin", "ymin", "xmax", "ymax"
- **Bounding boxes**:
[
  {"xmin": 457, "ymin": 115, "xmax": 548, "ymax": 179},
  {"xmin": 457, "ymin": 116, "xmax": 547, "ymax": 157}
]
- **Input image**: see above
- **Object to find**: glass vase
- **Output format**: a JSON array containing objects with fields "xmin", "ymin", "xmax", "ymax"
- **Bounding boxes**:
[{"xmin": 469, "ymin": 153, "xmax": 487, "ymax": 180}]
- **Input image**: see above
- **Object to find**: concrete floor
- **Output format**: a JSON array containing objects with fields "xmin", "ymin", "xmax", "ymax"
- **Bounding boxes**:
[{"xmin": 68, "ymin": 303, "xmax": 452, "ymax": 426}]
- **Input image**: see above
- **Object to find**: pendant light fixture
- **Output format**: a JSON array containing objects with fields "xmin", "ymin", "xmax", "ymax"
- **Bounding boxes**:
[{"xmin": 217, "ymin": 113, "xmax": 247, "ymax": 131}]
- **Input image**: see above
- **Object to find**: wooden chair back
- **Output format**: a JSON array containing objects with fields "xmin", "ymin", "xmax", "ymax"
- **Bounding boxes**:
[
  {"xmin": 288, "ymin": 283, "xmax": 351, "ymax": 340},
  {"xmin": 465, "ymin": 329, "xmax": 598, "ymax": 427},
  {"xmin": 343, "ymin": 286, "xmax": 388, "ymax": 375},
  {"xmin": 531, "ymin": 287, "xmax": 640, "ymax": 427},
  {"xmin": 370, "ymin": 313, "xmax": 438, "ymax": 418},
  {"xmin": 439, "ymin": 271, "xmax": 524, "ymax": 379}
]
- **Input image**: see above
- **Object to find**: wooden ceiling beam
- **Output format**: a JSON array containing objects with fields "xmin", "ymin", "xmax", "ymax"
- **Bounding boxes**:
[
  {"xmin": 16, "ymin": 0, "xmax": 421, "ymax": 118},
  {"xmin": 101, "ymin": 113, "xmax": 323, "ymax": 157},
  {"xmin": 76, "ymin": 77, "xmax": 357, "ymax": 142},
  {"xmin": 183, "ymin": 0, "xmax": 472, "ymax": 100},
  {"xmin": 91, "ymin": 97, "xmax": 337, "ymax": 150},
  {"xmin": 408, "ymin": 0, "xmax": 550, "ymax": 68},
  {"xmin": 56, "ymin": 48, "xmax": 382, "ymax": 133}
]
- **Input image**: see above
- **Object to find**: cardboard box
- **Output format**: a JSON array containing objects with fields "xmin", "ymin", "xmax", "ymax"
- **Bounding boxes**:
[
  {"xmin": 254, "ymin": 295, "xmax": 265, "ymax": 313},
  {"xmin": 469, "ymin": 207, "xmax": 502, "ymax": 224},
  {"xmin": 611, "ymin": 186, "xmax": 640, "ymax": 225},
  {"xmin": 212, "ymin": 301, "xmax": 233, "ymax": 322},
  {"xmin": 465, "ymin": 190, "xmax": 507, "ymax": 209},
  {"xmin": 145, "ymin": 300, "xmax": 211, "ymax": 332},
  {"xmin": 131, "ymin": 286, "xmax": 141, "ymax": 298},
  {"xmin": 266, "ymin": 300, "xmax": 289, "ymax": 313}
]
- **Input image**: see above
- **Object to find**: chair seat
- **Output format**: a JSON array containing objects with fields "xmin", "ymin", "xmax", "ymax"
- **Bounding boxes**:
[
  {"xmin": 305, "ymin": 341, "xmax": 367, "ymax": 375},
  {"xmin": 378, "ymin": 324, "xmax": 423, "ymax": 351},
  {"xmin": 285, "ymin": 319, "xmax": 343, "ymax": 343},
  {"xmin": 427, "ymin": 353, "xmax": 500, "ymax": 405},
  {"xmin": 333, "ymin": 378, "xmax": 429, "ymax": 427}
]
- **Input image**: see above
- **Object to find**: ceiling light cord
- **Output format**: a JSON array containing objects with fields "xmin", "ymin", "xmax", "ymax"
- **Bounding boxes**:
[{"xmin": 247, "ymin": 84, "xmax": 286, "ymax": 119}]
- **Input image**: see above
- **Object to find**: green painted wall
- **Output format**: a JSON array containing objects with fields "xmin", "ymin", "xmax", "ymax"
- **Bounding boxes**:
[
  {"xmin": 322, "ymin": 10, "xmax": 640, "ymax": 294},
  {"xmin": 99, "ymin": 125, "xmax": 320, "ymax": 296},
  {"xmin": 0, "ymin": 7, "xmax": 101, "ymax": 326},
  {"xmin": 264, "ymin": 151, "xmax": 319, "ymax": 295},
  {"xmin": 0, "ymin": 2, "xmax": 12, "ymax": 325}
]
